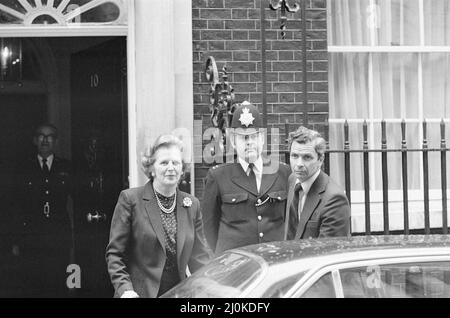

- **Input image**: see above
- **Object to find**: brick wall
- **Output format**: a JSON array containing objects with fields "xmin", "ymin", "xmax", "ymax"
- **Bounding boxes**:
[{"xmin": 192, "ymin": 0, "xmax": 328, "ymax": 198}]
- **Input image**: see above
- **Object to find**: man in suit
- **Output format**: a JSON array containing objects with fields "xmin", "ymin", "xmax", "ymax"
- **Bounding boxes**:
[
  {"xmin": 202, "ymin": 102, "xmax": 291, "ymax": 254},
  {"xmin": 284, "ymin": 126, "xmax": 351, "ymax": 240},
  {"xmin": 14, "ymin": 123, "xmax": 73, "ymax": 297}
]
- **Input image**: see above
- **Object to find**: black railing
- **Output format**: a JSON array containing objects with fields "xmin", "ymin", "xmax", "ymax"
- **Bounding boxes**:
[{"xmin": 284, "ymin": 119, "xmax": 450, "ymax": 236}]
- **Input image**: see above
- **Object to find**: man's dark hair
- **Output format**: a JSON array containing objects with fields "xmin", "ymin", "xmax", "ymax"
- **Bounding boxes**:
[{"xmin": 288, "ymin": 126, "xmax": 326, "ymax": 159}]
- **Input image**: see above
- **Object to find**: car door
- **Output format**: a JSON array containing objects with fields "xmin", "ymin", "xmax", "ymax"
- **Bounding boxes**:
[{"xmin": 294, "ymin": 255, "xmax": 450, "ymax": 298}]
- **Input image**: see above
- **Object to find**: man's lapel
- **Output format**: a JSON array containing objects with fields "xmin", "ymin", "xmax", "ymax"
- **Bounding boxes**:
[
  {"xmin": 230, "ymin": 163, "xmax": 259, "ymax": 196},
  {"xmin": 295, "ymin": 171, "xmax": 327, "ymax": 239},
  {"xmin": 50, "ymin": 156, "xmax": 58, "ymax": 174},
  {"xmin": 143, "ymin": 182, "xmax": 166, "ymax": 253},
  {"xmin": 284, "ymin": 173, "xmax": 297, "ymax": 240}
]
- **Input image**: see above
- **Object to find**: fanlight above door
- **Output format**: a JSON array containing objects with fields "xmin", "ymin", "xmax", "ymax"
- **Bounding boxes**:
[{"xmin": 0, "ymin": 0, "xmax": 127, "ymax": 25}]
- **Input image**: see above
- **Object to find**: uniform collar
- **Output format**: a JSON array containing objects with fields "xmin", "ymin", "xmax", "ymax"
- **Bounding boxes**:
[
  {"xmin": 38, "ymin": 154, "xmax": 54, "ymax": 168},
  {"xmin": 238, "ymin": 156, "xmax": 263, "ymax": 174}
]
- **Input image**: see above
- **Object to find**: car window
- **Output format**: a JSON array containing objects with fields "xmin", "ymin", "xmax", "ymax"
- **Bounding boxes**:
[
  {"xmin": 261, "ymin": 271, "xmax": 307, "ymax": 298},
  {"xmin": 300, "ymin": 272, "xmax": 336, "ymax": 298},
  {"xmin": 340, "ymin": 262, "xmax": 450, "ymax": 298},
  {"xmin": 160, "ymin": 252, "xmax": 264, "ymax": 298}
]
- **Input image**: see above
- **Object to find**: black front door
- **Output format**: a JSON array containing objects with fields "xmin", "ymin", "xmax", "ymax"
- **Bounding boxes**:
[
  {"xmin": 70, "ymin": 37, "xmax": 128, "ymax": 297},
  {"xmin": 0, "ymin": 36, "xmax": 127, "ymax": 297}
]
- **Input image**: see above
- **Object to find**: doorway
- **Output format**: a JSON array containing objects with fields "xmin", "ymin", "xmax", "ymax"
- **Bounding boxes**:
[{"xmin": 0, "ymin": 36, "xmax": 128, "ymax": 297}]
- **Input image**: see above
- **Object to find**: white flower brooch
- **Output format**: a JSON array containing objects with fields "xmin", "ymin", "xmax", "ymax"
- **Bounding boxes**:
[{"xmin": 183, "ymin": 197, "xmax": 192, "ymax": 207}]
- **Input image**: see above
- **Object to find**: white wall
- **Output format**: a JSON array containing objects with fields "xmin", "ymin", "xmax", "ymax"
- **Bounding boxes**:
[{"xmin": 131, "ymin": 0, "xmax": 194, "ymax": 187}]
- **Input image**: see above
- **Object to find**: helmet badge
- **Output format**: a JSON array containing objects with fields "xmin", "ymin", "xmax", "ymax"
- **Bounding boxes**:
[{"xmin": 238, "ymin": 107, "xmax": 255, "ymax": 127}]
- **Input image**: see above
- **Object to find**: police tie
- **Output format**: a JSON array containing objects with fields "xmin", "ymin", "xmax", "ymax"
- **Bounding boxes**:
[
  {"xmin": 288, "ymin": 183, "xmax": 303, "ymax": 240},
  {"xmin": 248, "ymin": 163, "xmax": 258, "ymax": 193},
  {"xmin": 42, "ymin": 157, "xmax": 50, "ymax": 175}
]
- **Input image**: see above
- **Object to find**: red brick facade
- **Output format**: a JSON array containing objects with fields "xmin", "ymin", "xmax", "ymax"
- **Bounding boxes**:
[{"xmin": 192, "ymin": 0, "xmax": 328, "ymax": 197}]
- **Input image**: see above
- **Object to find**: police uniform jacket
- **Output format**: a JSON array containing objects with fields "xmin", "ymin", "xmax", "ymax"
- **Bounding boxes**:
[
  {"xmin": 15, "ymin": 156, "xmax": 73, "ymax": 250},
  {"xmin": 202, "ymin": 161, "xmax": 291, "ymax": 254}
]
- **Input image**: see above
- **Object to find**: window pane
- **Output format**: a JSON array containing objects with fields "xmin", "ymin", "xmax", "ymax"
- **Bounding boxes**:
[
  {"xmin": 376, "ymin": 0, "xmax": 420, "ymax": 46},
  {"xmin": 425, "ymin": 122, "xmax": 449, "ymax": 191},
  {"xmin": 341, "ymin": 262, "xmax": 450, "ymax": 298},
  {"xmin": 162, "ymin": 252, "xmax": 264, "ymax": 298},
  {"xmin": 423, "ymin": 53, "xmax": 450, "ymax": 119},
  {"xmin": 0, "ymin": 0, "xmax": 27, "ymax": 14},
  {"xmin": 65, "ymin": 1, "xmax": 123, "ymax": 24},
  {"xmin": 341, "ymin": 266, "xmax": 383, "ymax": 297},
  {"xmin": 329, "ymin": 122, "xmax": 364, "ymax": 191},
  {"xmin": 424, "ymin": 0, "xmax": 450, "ymax": 46},
  {"xmin": 301, "ymin": 272, "xmax": 336, "ymax": 298},
  {"xmin": 372, "ymin": 122, "xmax": 421, "ymax": 190},
  {"xmin": 327, "ymin": 0, "xmax": 372, "ymax": 46},
  {"xmin": 261, "ymin": 271, "xmax": 307, "ymax": 298},
  {"xmin": 329, "ymin": 53, "xmax": 369, "ymax": 119},
  {"xmin": 328, "ymin": 0, "xmax": 421, "ymax": 46},
  {"xmin": 372, "ymin": 53, "xmax": 419, "ymax": 119}
]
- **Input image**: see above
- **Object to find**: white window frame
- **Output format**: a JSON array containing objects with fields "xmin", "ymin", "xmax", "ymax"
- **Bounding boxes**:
[{"xmin": 328, "ymin": 0, "xmax": 450, "ymax": 232}]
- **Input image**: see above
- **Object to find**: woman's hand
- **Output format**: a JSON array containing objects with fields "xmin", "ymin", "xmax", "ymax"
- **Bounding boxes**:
[{"xmin": 121, "ymin": 290, "xmax": 140, "ymax": 298}]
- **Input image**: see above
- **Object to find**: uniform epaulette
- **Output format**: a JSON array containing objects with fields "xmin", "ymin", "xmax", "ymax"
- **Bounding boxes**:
[{"xmin": 211, "ymin": 162, "xmax": 234, "ymax": 170}]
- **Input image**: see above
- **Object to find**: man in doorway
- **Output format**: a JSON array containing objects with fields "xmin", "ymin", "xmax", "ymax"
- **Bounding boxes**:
[
  {"xmin": 284, "ymin": 126, "xmax": 351, "ymax": 240},
  {"xmin": 202, "ymin": 102, "xmax": 291, "ymax": 255},
  {"xmin": 13, "ymin": 123, "xmax": 73, "ymax": 297}
]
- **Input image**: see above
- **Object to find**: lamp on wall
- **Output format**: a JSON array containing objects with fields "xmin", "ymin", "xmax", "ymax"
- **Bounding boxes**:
[{"xmin": 0, "ymin": 38, "xmax": 22, "ymax": 83}]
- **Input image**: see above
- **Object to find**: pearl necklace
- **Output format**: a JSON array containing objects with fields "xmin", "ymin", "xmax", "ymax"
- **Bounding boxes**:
[{"xmin": 154, "ymin": 189, "xmax": 176, "ymax": 214}]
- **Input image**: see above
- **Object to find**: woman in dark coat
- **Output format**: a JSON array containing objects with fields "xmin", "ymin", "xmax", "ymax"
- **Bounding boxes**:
[{"xmin": 106, "ymin": 134, "xmax": 212, "ymax": 298}]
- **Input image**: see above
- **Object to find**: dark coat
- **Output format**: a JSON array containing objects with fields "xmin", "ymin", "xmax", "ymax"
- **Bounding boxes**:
[
  {"xmin": 15, "ymin": 156, "xmax": 73, "ymax": 251},
  {"xmin": 202, "ymin": 161, "xmax": 291, "ymax": 254},
  {"xmin": 285, "ymin": 171, "xmax": 351, "ymax": 240},
  {"xmin": 105, "ymin": 182, "xmax": 212, "ymax": 298}
]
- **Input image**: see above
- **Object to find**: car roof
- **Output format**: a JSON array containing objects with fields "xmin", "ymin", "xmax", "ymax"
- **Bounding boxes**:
[{"xmin": 230, "ymin": 235, "xmax": 450, "ymax": 266}]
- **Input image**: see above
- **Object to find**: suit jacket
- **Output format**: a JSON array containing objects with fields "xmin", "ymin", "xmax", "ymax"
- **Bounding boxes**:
[
  {"xmin": 285, "ymin": 171, "xmax": 351, "ymax": 240},
  {"xmin": 14, "ymin": 155, "xmax": 73, "ymax": 251},
  {"xmin": 105, "ymin": 182, "xmax": 212, "ymax": 298},
  {"xmin": 202, "ymin": 161, "xmax": 291, "ymax": 254}
]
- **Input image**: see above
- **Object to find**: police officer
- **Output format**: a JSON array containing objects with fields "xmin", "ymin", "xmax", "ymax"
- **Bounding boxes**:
[
  {"xmin": 14, "ymin": 123, "xmax": 73, "ymax": 297},
  {"xmin": 202, "ymin": 102, "xmax": 291, "ymax": 255}
]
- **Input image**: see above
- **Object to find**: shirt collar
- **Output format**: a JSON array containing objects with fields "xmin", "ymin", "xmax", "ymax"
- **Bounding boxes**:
[
  {"xmin": 38, "ymin": 154, "xmax": 54, "ymax": 167},
  {"xmin": 295, "ymin": 169, "xmax": 321, "ymax": 195},
  {"xmin": 238, "ymin": 156, "xmax": 263, "ymax": 174}
]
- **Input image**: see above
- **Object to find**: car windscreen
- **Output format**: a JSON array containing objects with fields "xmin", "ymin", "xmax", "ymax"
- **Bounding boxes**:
[{"xmin": 161, "ymin": 252, "xmax": 265, "ymax": 298}]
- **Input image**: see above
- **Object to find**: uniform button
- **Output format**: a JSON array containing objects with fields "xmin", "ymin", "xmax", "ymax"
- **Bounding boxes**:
[
  {"xmin": 232, "ymin": 198, "xmax": 236, "ymax": 202},
  {"xmin": 45, "ymin": 179, "xmax": 49, "ymax": 183},
  {"xmin": 257, "ymin": 215, "xmax": 262, "ymax": 221},
  {"xmin": 257, "ymin": 199, "xmax": 262, "ymax": 204},
  {"xmin": 278, "ymin": 197, "xmax": 281, "ymax": 200},
  {"xmin": 259, "ymin": 232, "xmax": 264, "ymax": 238},
  {"xmin": 45, "ymin": 191, "xmax": 49, "ymax": 195}
]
